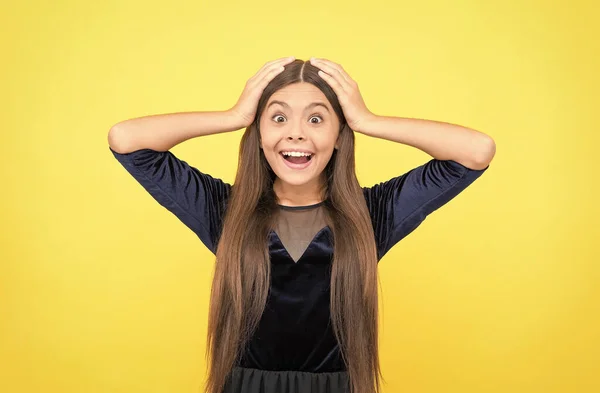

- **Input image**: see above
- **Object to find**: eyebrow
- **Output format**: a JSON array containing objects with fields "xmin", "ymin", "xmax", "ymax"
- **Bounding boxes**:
[{"xmin": 267, "ymin": 100, "xmax": 330, "ymax": 113}]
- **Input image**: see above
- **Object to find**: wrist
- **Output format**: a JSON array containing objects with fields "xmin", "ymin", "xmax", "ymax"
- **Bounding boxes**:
[
  {"xmin": 225, "ymin": 108, "xmax": 251, "ymax": 130},
  {"xmin": 352, "ymin": 112, "xmax": 378, "ymax": 134}
]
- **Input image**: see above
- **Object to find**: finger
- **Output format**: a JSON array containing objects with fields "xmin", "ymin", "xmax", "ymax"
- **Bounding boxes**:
[
  {"xmin": 310, "ymin": 59, "xmax": 352, "ymax": 92},
  {"xmin": 248, "ymin": 62, "xmax": 290, "ymax": 89},
  {"xmin": 258, "ymin": 64, "xmax": 287, "ymax": 86},
  {"xmin": 317, "ymin": 70, "xmax": 345, "ymax": 95},
  {"xmin": 251, "ymin": 56, "xmax": 295, "ymax": 82},
  {"xmin": 251, "ymin": 57, "xmax": 292, "ymax": 82},
  {"xmin": 311, "ymin": 58, "xmax": 354, "ymax": 86},
  {"xmin": 319, "ymin": 59, "xmax": 354, "ymax": 85},
  {"xmin": 261, "ymin": 56, "xmax": 295, "ymax": 70}
]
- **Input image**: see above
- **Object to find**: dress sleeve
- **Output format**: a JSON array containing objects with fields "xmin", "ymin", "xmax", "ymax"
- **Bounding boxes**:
[
  {"xmin": 362, "ymin": 158, "xmax": 489, "ymax": 261},
  {"xmin": 109, "ymin": 146, "xmax": 232, "ymax": 254}
]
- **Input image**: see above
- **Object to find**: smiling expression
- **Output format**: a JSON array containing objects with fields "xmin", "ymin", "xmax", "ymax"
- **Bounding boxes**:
[{"xmin": 259, "ymin": 82, "xmax": 340, "ymax": 188}]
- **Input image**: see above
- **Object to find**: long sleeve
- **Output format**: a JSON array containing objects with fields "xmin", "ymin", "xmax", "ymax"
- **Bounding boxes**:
[
  {"xmin": 362, "ymin": 159, "xmax": 489, "ymax": 261},
  {"xmin": 109, "ymin": 146, "xmax": 232, "ymax": 254}
]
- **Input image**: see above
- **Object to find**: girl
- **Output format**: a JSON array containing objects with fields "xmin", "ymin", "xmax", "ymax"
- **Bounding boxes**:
[{"xmin": 108, "ymin": 56, "xmax": 494, "ymax": 393}]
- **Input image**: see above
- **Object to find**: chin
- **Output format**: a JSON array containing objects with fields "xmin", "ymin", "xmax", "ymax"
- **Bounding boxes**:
[
  {"xmin": 265, "ymin": 151, "xmax": 329, "ymax": 186},
  {"xmin": 276, "ymin": 175, "xmax": 316, "ymax": 186}
]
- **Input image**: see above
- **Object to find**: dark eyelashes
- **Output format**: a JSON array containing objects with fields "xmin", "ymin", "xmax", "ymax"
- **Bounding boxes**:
[{"xmin": 271, "ymin": 113, "xmax": 324, "ymax": 122}]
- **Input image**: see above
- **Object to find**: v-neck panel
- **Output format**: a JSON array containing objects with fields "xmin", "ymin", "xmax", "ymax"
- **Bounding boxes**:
[{"xmin": 270, "ymin": 225, "xmax": 331, "ymax": 264}]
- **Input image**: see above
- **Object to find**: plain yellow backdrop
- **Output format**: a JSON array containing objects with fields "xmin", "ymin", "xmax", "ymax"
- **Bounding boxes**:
[{"xmin": 1, "ymin": 0, "xmax": 598, "ymax": 392}]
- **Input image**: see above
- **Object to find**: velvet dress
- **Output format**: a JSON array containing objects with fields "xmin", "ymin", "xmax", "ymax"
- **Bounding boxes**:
[{"xmin": 109, "ymin": 146, "xmax": 488, "ymax": 392}]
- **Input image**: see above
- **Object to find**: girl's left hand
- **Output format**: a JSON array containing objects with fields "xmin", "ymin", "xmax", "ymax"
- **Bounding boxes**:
[{"xmin": 309, "ymin": 57, "xmax": 375, "ymax": 132}]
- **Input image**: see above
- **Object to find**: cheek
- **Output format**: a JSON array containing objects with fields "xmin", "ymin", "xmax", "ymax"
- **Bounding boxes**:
[
  {"xmin": 314, "ymin": 136, "xmax": 338, "ymax": 153},
  {"xmin": 259, "ymin": 132, "xmax": 274, "ymax": 150},
  {"xmin": 260, "ymin": 142, "xmax": 279, "ymax": 164},
  {"xmin": 261, "ymin": 140, "xmax": 277, "ymax": 155}
]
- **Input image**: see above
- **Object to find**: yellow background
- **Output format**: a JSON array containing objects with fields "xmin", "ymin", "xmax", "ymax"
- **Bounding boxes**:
[{"xmin": 1, "ymin": 0, "xmax": 598, "ymax": 392}]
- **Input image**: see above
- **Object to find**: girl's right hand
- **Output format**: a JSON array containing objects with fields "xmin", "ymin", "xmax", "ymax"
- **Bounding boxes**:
[{"xmin": 229, "ymin": 56, "xmax": 296, "ymax": 128}]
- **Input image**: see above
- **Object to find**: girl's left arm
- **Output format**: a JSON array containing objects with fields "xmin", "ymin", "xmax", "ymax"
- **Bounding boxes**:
[
  {"xmin": 354, "ymin": 115, "xmax": 496, "ymax": 171},
  {"xmin": 309, "ymin": 57, "xmax": 496, "ymax": 170}
]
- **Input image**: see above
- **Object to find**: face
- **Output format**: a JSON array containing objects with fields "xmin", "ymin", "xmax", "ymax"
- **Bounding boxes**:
[{"xmin": 259, "ymin": 82, "xmax": 340, "ymax": 190}]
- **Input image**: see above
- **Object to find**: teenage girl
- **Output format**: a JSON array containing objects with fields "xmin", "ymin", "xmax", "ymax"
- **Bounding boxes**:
[{"xmin": 108, "ymin": 56, "xmax": 494, "ymax": 393}]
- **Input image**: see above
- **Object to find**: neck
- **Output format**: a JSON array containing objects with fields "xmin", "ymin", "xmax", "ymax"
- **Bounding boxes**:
[{"xmin": 273, "ymin": 175, "xmax": 326, "ymax": 206}]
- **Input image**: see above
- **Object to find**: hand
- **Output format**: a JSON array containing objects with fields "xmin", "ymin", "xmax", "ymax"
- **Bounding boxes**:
[
  {"xmin": 229, "ymin": 56, "xmax": 296, "ymax": 128},
  {"xmin": 309, "ymin": 57, "xmax": 375, "ymax": 132}
]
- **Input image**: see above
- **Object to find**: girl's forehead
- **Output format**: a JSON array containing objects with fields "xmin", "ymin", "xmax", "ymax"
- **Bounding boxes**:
[
  {"xmin": 268, "ymin": 91, "xmax": 330, "ymax": 110},
  {"xmin": 270, "ymin": 83, "xmax": 326, "ymax": 100}
]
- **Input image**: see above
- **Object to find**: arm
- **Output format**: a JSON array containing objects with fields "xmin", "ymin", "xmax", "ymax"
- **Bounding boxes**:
[
  {"xmin": 109, "ymin": 147, "xmax": 231, "ymax": 254},
  {"xmin": 107, "ymin": 110, "xmax": 247, "ymax": 153},
  {"xmin": 107, "ymin": 110, "xmax": 242, "ymax": 253},
  {"xmin": 108, "ymin": 58, "xmax": 297, "ymax": 253},
  {"xmin": 355, "ymin": 115, "xmax": 496, "ymax": 171},
  {"xmin": 363, "ymin": 159, "xmax": 488, "ymax": 261},
  {"xmin": 357, "ymin": 116, "xmax": 493, "ymax": 260},
  {"xmin": 308, "ymin": 57, "xmax": 496, "ymax": 169},
  {"xmin": 310, "ymin": 58, "xmax": 494, "ymax": 260},
  {"xmin": 107, "ymin": 57, "xmax": 297, "ymax": 154}
]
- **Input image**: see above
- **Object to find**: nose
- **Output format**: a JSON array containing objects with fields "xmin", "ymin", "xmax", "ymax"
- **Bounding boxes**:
[{"xmin": 286, "ymin": 123, "xmax": 306, "ymax": 141}]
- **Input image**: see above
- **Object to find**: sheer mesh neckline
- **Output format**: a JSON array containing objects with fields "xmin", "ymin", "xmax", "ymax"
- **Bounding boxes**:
[{"xmin": 272, "ymin": 202, "xmax": 328, "ymax": 262}]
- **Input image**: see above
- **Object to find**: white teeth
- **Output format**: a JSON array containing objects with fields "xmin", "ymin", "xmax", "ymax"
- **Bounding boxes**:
[{"xmin": 281, "ymin": 151, "xmax": 312, "ymax": 157}]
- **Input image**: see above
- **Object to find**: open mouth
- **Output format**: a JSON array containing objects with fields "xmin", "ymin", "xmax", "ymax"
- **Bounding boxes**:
[
  {"xmin": 279, "ymin": 151, "xmax": 314, "ymax": 169},
  {"xmin": 280, "ymin": 152, "xmax": 313, "ymax": 164}
]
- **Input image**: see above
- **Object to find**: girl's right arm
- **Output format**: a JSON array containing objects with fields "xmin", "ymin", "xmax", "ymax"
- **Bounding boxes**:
[
  {"xmin": 107, "ymin": 109, "xmax": 245, "ymax": 254},
  {"xmin": 107, "ymin": 56, "xmax": 296, "ymax": 153},
  {"xmin": 107, "ymin": 110, "xmax": 246, "ymax": 153},
  {"xmin": 107, "ymin": 56, "xmax": 296, "ymax": 253}
]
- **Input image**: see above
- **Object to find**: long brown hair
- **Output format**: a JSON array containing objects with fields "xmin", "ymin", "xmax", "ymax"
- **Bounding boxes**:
[{"xmin": 204, "ymin": 59, "xmax": 384, "ymax": 393}]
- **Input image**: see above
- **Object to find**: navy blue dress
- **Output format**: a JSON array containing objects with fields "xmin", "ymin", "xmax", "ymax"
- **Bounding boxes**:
[{"xmin": 109, "ymin": 146, "xmax": 489, "ymax": 392}]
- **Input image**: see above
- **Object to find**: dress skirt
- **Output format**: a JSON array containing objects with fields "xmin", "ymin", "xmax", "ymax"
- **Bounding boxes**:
[{"xmin": 223, "ymin": 366, "xmax": 350, "ymax": 393}]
